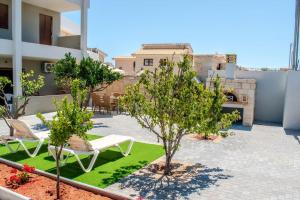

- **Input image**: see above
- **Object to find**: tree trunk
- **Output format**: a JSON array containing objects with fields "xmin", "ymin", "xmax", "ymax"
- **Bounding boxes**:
[
  {"xmin": 164, "ymin": 153, "xmax": 172, "ymax": 176},
  {"xmin": 84, "ymin": 87, "xmax": 93, "ymax": 109},
  {"xmin": 55, "ymin": 147, "xmax": 62, "ymax": 200},
  {"xmin": 9, "ymin": 127, "xmax": 14, "ymax": 137}
]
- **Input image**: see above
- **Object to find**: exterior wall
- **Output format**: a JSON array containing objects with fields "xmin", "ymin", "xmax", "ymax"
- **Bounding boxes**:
[
  {"xmin": 194, "ymin": 55, "xmax": 226, "ymax": 82},
  {"xmin": 134, "ymin": 54, "xmax": 184, "ymax": 73},
  {"xmin": 236, "ymin": 71, "xmax": 287, "ymax": 124},
  {"xmin": 114, "ymin": 58, "xmax": 135, "ymax": 76},
  {"xmin": 0, "ymin": 0, "xmax": 12, "ymax": 40},
  {"xmin": 206, "ymin": 78, "xmax": 256, "ymax": 126},
  {"xmin": 23, "ymin": 59, "xmax": 58, "ymax": 95},
  {"xmin": 98, "ymin": 54, "xmax": 105, "ymax": 63},
  {"xmin": 0, "ymin": 57, "xmax": 58, "ymax": 96},
  {"xmin": 283, "ymin": 71, "xmax": 300, "ymax": 130},
  {"xmin": 100, "ymin": 76, "xmax": 138, "ymax": 96},
  {"xmin": 18, "ymin": 94, "xmax": 72, "ymax": 115},
  {"xmin": 22, "ymin": 3, "xmax": 61, "ymax": 45},
  {"xmin": 0, "ymin": 57, "xmax": 12, "ymax": 68}
]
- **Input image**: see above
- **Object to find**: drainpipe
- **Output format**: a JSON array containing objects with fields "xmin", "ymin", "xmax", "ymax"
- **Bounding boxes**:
[
  {"xmin": 292, "ymin": 0, "xmax": 300, "ymax": 70},
  {"xmin": 289, "ymin": 43, "xmax": 293, "ymax": 69}
]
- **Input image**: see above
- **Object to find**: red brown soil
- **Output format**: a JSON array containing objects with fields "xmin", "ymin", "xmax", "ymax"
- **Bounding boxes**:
[
  {"xmin": 188, "ymin": 134, "xmax": 223, "ymax": 143},
  {"xmin": 133, "ymin": 159, "xmax": 203, "ymax": 182},
  {"xmin": 0, "ymin": 163, "xmax": 112, "ymax": 200}
]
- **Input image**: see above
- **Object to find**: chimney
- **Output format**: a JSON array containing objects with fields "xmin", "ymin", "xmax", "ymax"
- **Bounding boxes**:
[{"xmin": 226, "ymin": 63, "xmax": 237, "ymax": 79}]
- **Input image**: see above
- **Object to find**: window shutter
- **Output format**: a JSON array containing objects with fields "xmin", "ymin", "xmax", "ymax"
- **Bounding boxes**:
[{"xmin": 0, "ymin": 3, "xmax": 8, "ymax": 29}]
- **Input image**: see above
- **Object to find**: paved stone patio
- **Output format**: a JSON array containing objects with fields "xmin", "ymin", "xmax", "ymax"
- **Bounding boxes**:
[{"xmin": 1, "ymin": 113, "xmax": 300, "ymax": 200}]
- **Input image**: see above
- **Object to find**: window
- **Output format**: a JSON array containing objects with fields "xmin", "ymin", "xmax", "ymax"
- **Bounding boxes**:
[
  {"xmin": 133, "ymin": 61, "xmax": 136, "ymax": 71},
  {"xmin": 0, "ymin": 3, "xmax": 8, "ymax": 29},
  {"xmin": 144, "ymin": 59, "xmax": 153, "ymax": 66},
  {"xmin": 159, "ymin": 59, "xmax": 167, "ymax": 66}
]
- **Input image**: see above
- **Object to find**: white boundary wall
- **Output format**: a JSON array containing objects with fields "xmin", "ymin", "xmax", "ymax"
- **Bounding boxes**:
[
  {"xmin": 236, "ymin": 71, "xmax": 287, "ymax": 124},
  {"xmin": 283, "ymin": 71, "xmax": 300, "ymax": 130},
  {"xmin": 18, "ymin": 94, "xmax": 72, "ymax": 115}
]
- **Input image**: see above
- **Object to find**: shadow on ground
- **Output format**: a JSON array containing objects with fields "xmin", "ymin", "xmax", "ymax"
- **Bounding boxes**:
[
  {"xmin": 284, "ymin": 129, "xmax": 300, "ymax": 144},
  {"xmin": 230, "ymin": 124, "xmax": 252, "ymax": 132},
  {"xmin": 116, "ymin": 163, "xmax": 232, "ymax": 199}
]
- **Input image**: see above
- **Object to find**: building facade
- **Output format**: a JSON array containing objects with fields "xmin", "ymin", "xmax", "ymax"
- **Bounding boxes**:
[
  {"xmin": 113, "ymin": 43, "xmax": 194, "ymax": 76},
  {"xmin": 0, "ymin": 0, "xmax": 97, "ymax": 96}
]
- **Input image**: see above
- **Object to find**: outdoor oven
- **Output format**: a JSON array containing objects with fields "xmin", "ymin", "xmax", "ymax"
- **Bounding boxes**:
[{"xmin": 206, "ymin": 64, "xmax": 256, "ymax": 126}]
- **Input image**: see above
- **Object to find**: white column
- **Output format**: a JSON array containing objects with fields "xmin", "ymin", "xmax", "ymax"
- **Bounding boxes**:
[
  {"xmin": 80, "ymin": 0, "xmax": 88, "ymax": 57},
  {"xmin": 12, "ymin": 0, "xmax": 22, "ymax": 97}
]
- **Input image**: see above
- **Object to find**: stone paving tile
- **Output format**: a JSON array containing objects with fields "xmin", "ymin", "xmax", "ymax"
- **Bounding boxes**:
[{"xmin": 1, "ymin": 113, "xmax": 300, "ymax": 200}]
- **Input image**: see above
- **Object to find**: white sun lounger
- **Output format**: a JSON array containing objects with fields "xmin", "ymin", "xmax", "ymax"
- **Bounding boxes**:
[
  {"xmin": 0, "ymin": 119, "xmax": 49, "ymax": 158},
  {"xmin": 48, "ymin": 134, "xmax": 135, "ymax": 172}
]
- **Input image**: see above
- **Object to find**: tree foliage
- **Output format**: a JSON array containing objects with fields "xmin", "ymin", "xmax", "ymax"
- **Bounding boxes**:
[
  {"xmin": 121, "ymin": 55, "xmax": 239, "ymax": 176},
  {"xmin": 0, "ymin": 71, "xmax": 44, "ymax": 135},
  {"xmin": 121, "ymin": 55, "xmax": 211, "ymax": 175},
  {"xmin": 200, "ymin": 77, "xmax": 240, "ymax": 138},
  {"xmin": 37, "ymin": 79, "xmax": 93, "ymax": 200},
  {"xmin": 53, "ymin": 53, "xmax": 123, "ymax": 107}
]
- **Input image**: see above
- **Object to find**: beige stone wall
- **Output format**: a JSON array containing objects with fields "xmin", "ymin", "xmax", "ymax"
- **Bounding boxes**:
[
  {"xmin": 100, "ymin": 76, "xmax": 138, "ymax": 96},
  {"xmin": 134, "ymin": 54, "xmax": 184, "ymax": 73},
  {"xmin": 194, "ymin": 55, "xmax": 227, "ymax": 81},
  {"xmin": 114, "ymin": 58, "xmax": 135, "ymax": 76},
  {"xmin": 206, "ymin": 78, "xmax": 256, "ymax": 126}
]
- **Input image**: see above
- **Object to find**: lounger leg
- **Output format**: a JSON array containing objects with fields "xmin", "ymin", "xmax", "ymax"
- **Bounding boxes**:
[
  {"xmin": 17, "ymin": 139, "xmax": 45, "ymax": 158},
  {"xmin": 115, "ymin": 139, "xmax": 134, "ymax": 156},
  {"xmin": 48, "ymin": 147, "xmax": 69, "ymax": 165},
  {"xmin": 73, "ymin": 150, "xmax": 100, "ymax": 173},
  {"xmin": 5, "ymin": 142, "xmax": 21, "ymax": 153}
]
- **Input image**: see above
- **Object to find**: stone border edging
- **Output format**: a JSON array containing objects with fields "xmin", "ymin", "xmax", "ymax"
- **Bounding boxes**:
[
  {"xmin": 0, "ymin": 158, "xmax": 132, "ymax": 200},
  {"xmin": 0, "ymin": 186, "xmax": 32, "ymax": 200}
]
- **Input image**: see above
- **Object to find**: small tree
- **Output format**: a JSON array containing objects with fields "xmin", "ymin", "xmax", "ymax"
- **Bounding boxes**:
[
  {"xmin": 78, "ymin": 57, "xmax": 123, "ymax": 108},
  {"xmin": 37, "ymin": 79, "xmax": 93, "ymax": 200},
  {"xmin": 53, "ymin": 53, "xmax": 123, "ymax": 108},
  {"xmin": 52, "ymin": 52, "xmax": 78, "ymax": 93},
  {"xmin": 0, "ymin": 71, "xmax": 44, "ymax": 135},
  {"xmin": 199, "ymin": 76, "xmax": 240, "ymax": 139},
  {"xmin": 121, "ymin": 55, "xmax": 213, "ymax": 176}
]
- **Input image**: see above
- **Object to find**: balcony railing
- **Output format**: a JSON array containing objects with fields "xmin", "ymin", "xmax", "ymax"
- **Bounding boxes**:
[{"xmin": 57, "ymin": 35, "xmax": 81, "ymax": 50}]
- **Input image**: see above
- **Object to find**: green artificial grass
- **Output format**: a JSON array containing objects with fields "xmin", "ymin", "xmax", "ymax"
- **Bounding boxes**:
[{"xmin": 0, "ymin": 134, "xmax": 164, "ymax": 188}]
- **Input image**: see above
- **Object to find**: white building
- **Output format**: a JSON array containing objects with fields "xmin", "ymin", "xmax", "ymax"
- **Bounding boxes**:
[{"xmin": 0, "ymin": 0, "xmax": 97, "ymax": 96}]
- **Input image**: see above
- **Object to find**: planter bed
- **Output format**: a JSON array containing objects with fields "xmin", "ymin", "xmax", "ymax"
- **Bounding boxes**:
[{"xmin": 0, "ymin": 162, "xmax": 113, "ymax": 200}]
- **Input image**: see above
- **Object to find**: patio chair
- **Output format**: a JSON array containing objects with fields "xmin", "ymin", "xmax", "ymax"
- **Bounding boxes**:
[
  {"xmin": 0, "ymin": 119, "xmax": 49, "ymax": 158},
  {"xmin": 48, "ymin": 134, "xmax": 135, "ymax": 172},
  {"xmin": 91, "ymin": 92, "xmax": 104, "ymax": 112}
]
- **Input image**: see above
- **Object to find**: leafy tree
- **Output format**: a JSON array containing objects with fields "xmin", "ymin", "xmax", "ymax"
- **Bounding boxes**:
[
  {"xmin": 53, "ymin": 53, "xmax": 123, "ymax": 107},
  {"xmin": 199, "ymin": 76, "xmax": 240, "ymax": 139},
  {"xmin": 0, "ymin": 71, "xmax": 44, "ymax": 135},
  {"xmin": 37, "ymin": 79, "xmax": 93, "ymax": 200},
  {"xmin": 52, "ymin": 52, "xmax": 78, "ymax": 93},
  {"xmin": 78, "ymin": 57, "xmax": 123, "ymax": 107},
  {"xmin": 121, "ymin": 55, "xmax": 213, "ymax": 176}
]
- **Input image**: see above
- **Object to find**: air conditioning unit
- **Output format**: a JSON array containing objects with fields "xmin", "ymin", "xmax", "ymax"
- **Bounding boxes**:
[{"xmin": 42, "ymin": 62, "xmax": 54, "ymax": 73}]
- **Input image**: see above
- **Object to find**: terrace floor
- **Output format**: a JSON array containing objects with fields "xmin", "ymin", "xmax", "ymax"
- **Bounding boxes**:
[{"xmin": 1, "ymin": 113, "xmax": 300, "ymax": 200}]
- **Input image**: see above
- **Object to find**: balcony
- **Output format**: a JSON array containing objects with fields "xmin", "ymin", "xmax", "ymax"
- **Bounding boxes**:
[
  {"xmin": 22, "ymin": 0, "xmax": 83, "ymax": 12},
  {"xmin": 0, "ymin": 38, "xmax": 82, "ymax": 61}
]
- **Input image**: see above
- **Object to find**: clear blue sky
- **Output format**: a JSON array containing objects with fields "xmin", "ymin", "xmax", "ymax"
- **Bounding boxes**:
[{"xmin": 64, "ymin": 0, "xmax": 295, "ymax": 68}]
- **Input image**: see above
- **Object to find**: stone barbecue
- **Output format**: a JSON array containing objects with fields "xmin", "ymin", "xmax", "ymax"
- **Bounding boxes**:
[{"xmin": 206, "ymin": 69, "xmax": 256, "ymax": 126}]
